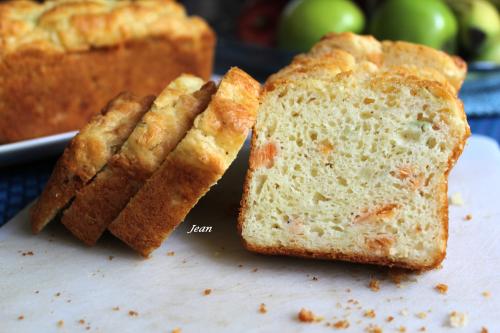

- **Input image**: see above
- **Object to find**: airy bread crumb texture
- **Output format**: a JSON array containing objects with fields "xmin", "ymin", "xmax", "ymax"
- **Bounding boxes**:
[{"xmin": 240, "ymin": 35, "xmax": 469, "ymax": 269}]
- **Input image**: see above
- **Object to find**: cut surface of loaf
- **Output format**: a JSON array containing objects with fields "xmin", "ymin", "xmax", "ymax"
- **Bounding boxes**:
[
  {"xmin": 239, "ymin": 63, "xmax": 469, "ymax": 270},
  {"xmin": 61, "ymin": 75, "xmax": 216, "ymax": 245},
  {"xmin": 0, "ymin": 0, "xmax": 215, "ymax": 143},
  {"xmin": 30, "ymin": 92, "xmax": 153, "ymax": 233},
  {"xmin": 108, "ymin": 67, "xmax": 260, "ymax": 257},
  {"xmin": 310, "ymin": 32, "xmax": 466, "ymax": 92}
]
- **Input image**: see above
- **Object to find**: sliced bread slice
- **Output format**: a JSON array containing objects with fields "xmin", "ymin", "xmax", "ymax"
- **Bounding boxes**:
[
  {"xmin": 239, "ymin": 62, "xmax": 469, "ymax": 270},
  {"xmin": 61, "ymin": 75, "xmax": 216, "ymax": 245},
  {"xmin": 108, "ymin": 67, "xmax": 260, "ymax": 257},
  {"xmin": 30, "ymin": 92, "xmax": 153, "ymax": 233}
]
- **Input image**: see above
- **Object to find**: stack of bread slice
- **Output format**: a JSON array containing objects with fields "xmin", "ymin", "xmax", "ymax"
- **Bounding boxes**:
[
  {"xmin": 239, "ymin": 33, "xmax": 470, "ymax": 270},
  {"xmin": 31, "ymin": 68, "xmax": 260, "ymax": 256}
]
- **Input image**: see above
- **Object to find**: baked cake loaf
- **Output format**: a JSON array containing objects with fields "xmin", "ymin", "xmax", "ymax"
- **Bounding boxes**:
[
  {"xmin": 108, "ymin": 67, "xmax": 260, "ymax": 257},
  {"xmin": 0, "ymin": 0, "xmax": 215, "ymax": 143},
  {"xmin": 239, "ymin": 38, "xmax": 470, "ymax": 270},
  {"xmin": 62, "ymin": 75, "xmax": 216, "ymax": 245},
  {"xmin": 310, "ymin": 32, "xmax": 467, "ymax": 93},
  {"xmin": 30, "ymin": 92, "xmax": 153, "ymax": 233}
]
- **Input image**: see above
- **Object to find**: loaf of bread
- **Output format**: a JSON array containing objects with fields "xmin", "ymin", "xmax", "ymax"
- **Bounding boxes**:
[
  {"xmin": 30, "ymin": 92, "xmax": 153, "ymax": 233},
  {"xmin": 62, "ymin": 75, "xmax": 216, "ymax": 245},
  {"xmin": 0, "ymin": 0, "xmax": 215, "ymax": 143},
  {"xmin": 239, "ymin": 35, "xmax": 470, "ymax": 270},
  {"xmin": 108, "ymin": 68, "xmax": 260, "ymax": 257}
]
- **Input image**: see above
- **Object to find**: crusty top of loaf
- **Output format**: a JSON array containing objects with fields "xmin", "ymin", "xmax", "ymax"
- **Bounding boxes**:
[
  {"xmin": 0, "ymin": 0, "xmax": 211, "ymax": 57},
  {"xmin": 309, "ymin": 32, "xmax": 466, "ymax": 92}
]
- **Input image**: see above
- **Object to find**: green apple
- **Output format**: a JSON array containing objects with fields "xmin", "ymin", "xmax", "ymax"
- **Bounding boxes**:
[
  {"xmin": 453, "ymin": 0, "xmax": 500, "ymax": 52},
  {"xmin": 370, "ymin": 0, "xmax": 458, "ymax": 53},
  {"xmin": 477, "ymin": 33, "xmax": 500, "ymax": 63},
  {"xmin": 278, "ymin": 0, "xmax": 365, "ymax": 52}
]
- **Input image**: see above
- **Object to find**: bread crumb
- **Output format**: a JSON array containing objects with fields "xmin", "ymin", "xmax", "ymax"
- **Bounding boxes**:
[
  {"xmin": 259, "ymin": 303, "xmax": 267, "ymax": 314},
  {"xmin": 86, "ymin": 326, "xmax": 91, "ymax": 331},
  {"xmin": 57, "ymin": 320, "xmax": 64, "ymax": 328},
  {"xmin": 333, "ymin": 320, "xmax": 350, "ymax": 329},
  {"xmin": 364, "ymin": 309, "xmax": 376, "ymax": 318},
  {"xmin": 435, "ymin": 283, "xmax": 448, "ymax": 294},
  {"xmin": 172, "ymin": 328, "xmax": 182, "ymax": 333},
  {"xmin": 203, "ymin": 289, "xmax": 212, "ymax": 296},
  {"xmin": 167, "ymin": 251, "xmax": 175, "ymax": 256},
  {"xmin": 386, "ymin": 316, "xmax": 394, "ymax": 322},
  {"xmin": 482, "ymin": 291, "xmax": 491, "ymax": 298},
  {"xmin": 18, "ymin": 315, "xmax": 24, "ymax": 320},
  {"xmin": 388, "ymin": 269, "xmax": 409, "ymax": 286},
  {"xmin": 399, "ymin": 309, "xmax": 408, "ymax": 316},
  {"xmin": 112, "ymin": 306, "xmax": 120, "ymax": 311},
  {"xmin": 238, "ymin": 264, "xmax": 243, "ymax": 268},
  {"xmin": 419, "ymin": 327, "xmax": 426, "ymax": 332},
  {"xmin": 21, "ymin": 251, "xmax": 34, "ymax": 256},
  {"xmin": 346, "ymin": 288, "xmax": 351, "ymax": 293},
  {"xmin": 450, "ymin": 192, "xmax": 464, "ymax": 206},
  {"xmin": 448, "ymin": 311, "xmax": 468, "ymax": 327},
  {"xmin": 365, "ymin": 324, "xmax": 383, "ymax": 333},
  {"xmin": 252, "ymin": 268, "xmax": 258, "ymax": 272},
  {"xmin": 108, "ymin": 255, "xmax": 114, "ymax": 260},
  {"xmin": 481, "ymin": 327, "xmax": 489, "ymax": 333},
  {"xmin": 128, "ymin": 310, "xmax": 139, "ymax": 317},
  {"xmin": 369, "ymin": 278, "xmax": 380, "ymax": 292},
  {"xmin": 298, "ymin": 308, "xmax": 322, "ymax": 323},
  {"xmin": 416, "ymin": 312, "xmax": 427, "ymax": 319},
  {"xmin": 397, "ymin": 326, "xmax": 406, "ymax": 332},
  {"xmin": 55, "ymin": 292, "xmax": 61, "ymax": 297},
  {"xmin": 464, "ymin": 214, "xmax": 472, "ymax": 221}
]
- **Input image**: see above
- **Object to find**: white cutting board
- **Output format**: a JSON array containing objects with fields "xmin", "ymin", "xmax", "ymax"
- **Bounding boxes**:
[{"xmin": 1, "ymin": 135, "xmax": 499, "ymax": 333}]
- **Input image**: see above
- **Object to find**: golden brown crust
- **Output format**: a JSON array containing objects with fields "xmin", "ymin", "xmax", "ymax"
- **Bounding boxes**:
[
  {"xmin": 0, "ymin": 0, "xmax": 215, "ymax": 143},
  {"xmin": 30, "ymin": 93, "xmax": 153, "ymax": 234},
  {"xmin": 311, "ymin": 32, "xmax": 383, "ymax": 65},
  {"xmin": 0, "ymin": 0, "xmax": 208, "ymax": 56},
  {"xmin": 308, "ymin": 32, "xmax": 466, "ymax": 93},
  {"xmin": 0, "ymin": 31, "xmax": 215, "ymax": 143},
  {"xmin": 266, "ymin": 49, "xmax": 356, "ymax": 86},
  {"xmin": 241, "ymin": 241, "xmax": 434, "ymax": 271},
  {"xmin": 61, "ymin": 79, "xmax": 216, "ymax": 246},
  {"xmin": 108, "ymin": 67, "xmax": 260, "ymax": 256},
  {"xmin": 381, "ymin": 41, "xmax": 467, "ymax": 92}
]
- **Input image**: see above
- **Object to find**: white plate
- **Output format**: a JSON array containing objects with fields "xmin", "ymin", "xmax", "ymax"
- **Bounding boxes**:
[
  {"xmin": 0, "ymin": 131, "xmax": 77, "ymax": 167},
  {"xmin": 0, "ymin": 135, "xmax": 499, "ymax": 333}
]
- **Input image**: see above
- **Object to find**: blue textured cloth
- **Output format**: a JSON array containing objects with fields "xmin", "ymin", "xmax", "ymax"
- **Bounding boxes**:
[
  {"xmin": 461, "ymin": 71, "xmax": 500, "ymax": 116},
  {"xmin": 0, "ymin": 158, "xmax": 55, "ymax": 227}
]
